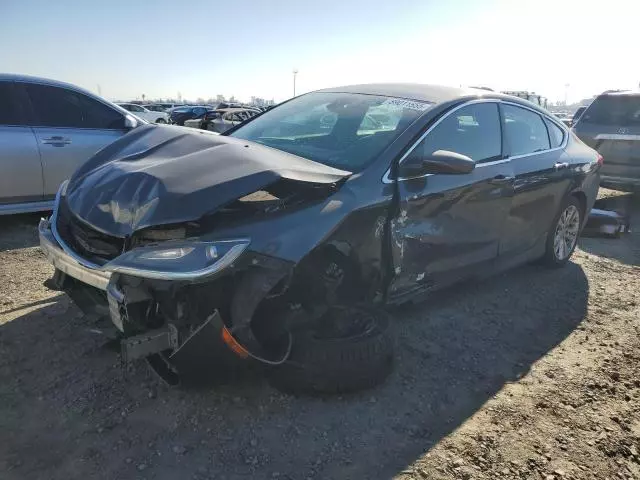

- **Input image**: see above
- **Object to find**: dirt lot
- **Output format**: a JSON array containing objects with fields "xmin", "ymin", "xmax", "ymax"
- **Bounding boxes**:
[{"xmin": 1, "ymin": 190, "xmax": 638, "ymax": 480}]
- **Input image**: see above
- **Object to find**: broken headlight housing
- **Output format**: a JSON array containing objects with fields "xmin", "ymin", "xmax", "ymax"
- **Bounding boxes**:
[{"xmin": 103, "ymin": 239, "xmax": 250, "ymax": 280}]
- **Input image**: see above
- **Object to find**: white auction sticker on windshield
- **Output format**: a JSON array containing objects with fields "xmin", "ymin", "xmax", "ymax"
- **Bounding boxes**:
[{"xmin": 381, "ymin": 98, "xmax": 432, "ymax": 111}]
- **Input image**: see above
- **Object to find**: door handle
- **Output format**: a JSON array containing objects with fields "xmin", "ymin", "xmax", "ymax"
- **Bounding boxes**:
[
  {"xmin": 489, "ymin": 174, "xmax": 514, "ymax": 184},
  {"xmin": 554, "ymin": 162, "xmax": 570, "ymax": 170},
  {"xmin": 42, "ymin": 136, "xmax": 72, "ymax": 146}
]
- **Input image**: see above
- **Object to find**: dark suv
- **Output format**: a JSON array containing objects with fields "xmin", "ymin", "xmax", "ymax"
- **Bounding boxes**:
[{"xmin": 573, "ymin": 91, "xmax": 640, "ymax": 191}]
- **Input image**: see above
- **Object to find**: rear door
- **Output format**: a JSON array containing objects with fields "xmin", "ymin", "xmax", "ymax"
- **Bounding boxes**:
[
  {"xmin": 573, "ymin": 93, "xmax": 640, "ymax": 188},
  {"xmin": 498, "ymin": 104, "xmax": 572, "ymax": 255},
  {"xmin": 0, "ymin": 81, "xmax": 44, "ymax": 206},
  {"xmin": 23, "ymin": 83, "xmax": 127, "ymax": 199},
  {"xmin": 389, "ymin": 101, "xmax": 514, "ymax": 300}
]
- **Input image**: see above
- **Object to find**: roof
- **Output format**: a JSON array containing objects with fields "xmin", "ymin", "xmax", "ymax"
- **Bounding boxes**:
[
  {"xmin": 314, "ymin": 83, "xmax": 557, "ymax": 117},
  {"xmin": 0, "ymin": 73, "xmax": 129, "ymax": 113},
  {"xmin": 600, "ymin": 89, "xmax": 640, "ymax": 97},
  {"xmin": 317, "ymin": 83, "xmax": 481, "ymax": 104},
  {"xmin": 0, "ymin": 73, "xmax": 98, "ymax": 96}
]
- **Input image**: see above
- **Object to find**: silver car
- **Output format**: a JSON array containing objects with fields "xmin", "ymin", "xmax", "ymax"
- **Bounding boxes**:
[
  {"xmin": 184, "ymin": 107, "xmax": 260, "ymax": 133},
  {"xmin": 0, "ymin": 74, "xmax": 144, "ymax": 215}
]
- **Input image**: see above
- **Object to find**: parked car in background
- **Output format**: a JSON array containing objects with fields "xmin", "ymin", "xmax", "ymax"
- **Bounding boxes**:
[
  {"xmin": 501, "ymin": 90, "xmax": 549, "ymax": 110},
  {"xmin": 553, "ymin": 112, "xmax": 573, "ymax": 127},
  {"xmin": 143, "ymin": 104, "xmax": 172, "ymax": 113},
  {"xmin": 573, "ymin": 90, "xmax": 640, "ymax": 192},
  {"xmin": 118, "ymin": 103, "xmax": 169, "ymax": 124},
  {"xmin": 0, "ymin": 74, "xmax": 144, "ymax": 215},
  {"xmin": 572, "ymin": 106, "xmax": 587, "ymax": 125},
  {"xmin": 39, "ymin": 84, "xmax": 601, "ymax": 391},
  {"xmin": 155, "ymin": 103, "xmax": 184, "ymax": 111},
  {"xmin": 216, "ymin": 102, "xmax": 250, "ymax": 109},
  {"xmin": 185, "ymin": 107, "xmax": 260, "ymax": 132},
  {"xmin": 169, "ymin": 105, "xmax": 212, "ymax": 126}
]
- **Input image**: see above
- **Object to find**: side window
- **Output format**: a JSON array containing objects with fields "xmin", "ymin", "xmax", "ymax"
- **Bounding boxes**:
[
  {"xmin": 502, "ymin": 104, "xmax": 550, "ymax": 156},
  {"xmin": 80, "ymin": 94, "xmax": 126, "ymax": 129},
  {"xmin": 223, "ymin": 113, "xmax": 234, "ymax": 121},
  {"xmin": 129, "ymin": 104, "xmax": 144, "ymax": 113},
  {"xmin": 545, "ymin": 118, "xmax": 564, "ymax": 148},
  {"xmin": 119, "ymin": 104, "xmax": 131, "ymax": 111},
  {"xmin": 0, "ymin": 83, "xmax": 24, "ymax": 126},
  {"xmin": 413, "ymin": 103, "xmax": 502, "ymax": 163},
  {"xmin": 26, "ymin": 84, "xmax": 124, "ymax": 129}
]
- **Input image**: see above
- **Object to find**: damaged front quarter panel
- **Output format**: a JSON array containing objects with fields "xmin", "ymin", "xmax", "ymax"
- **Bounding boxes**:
[{"xmin": 50, "ymin": 123, "xmax": 398, "ymax": 380}]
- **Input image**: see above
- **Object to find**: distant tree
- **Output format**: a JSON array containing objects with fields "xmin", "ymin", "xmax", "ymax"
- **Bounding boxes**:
[{"xmin": 196, "ymin": 97, "xmax": 205, "ymax": 104}]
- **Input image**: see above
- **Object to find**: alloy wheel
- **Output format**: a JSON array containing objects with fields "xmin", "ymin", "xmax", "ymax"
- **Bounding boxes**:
[{"xmin": 553, "ymin": 204, "xmax": 580, "ymax": 261}]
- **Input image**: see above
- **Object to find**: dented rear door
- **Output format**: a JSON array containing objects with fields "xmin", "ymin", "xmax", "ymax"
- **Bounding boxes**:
[{"xmin": 387, "ymin": 101, "xmax": 513, "ymax": 300}]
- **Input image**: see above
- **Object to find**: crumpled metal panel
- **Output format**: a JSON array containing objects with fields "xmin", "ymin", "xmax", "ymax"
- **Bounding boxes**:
[{"xmin": 65, "ymin": 125, "xmax": 350, "ymax": 237}]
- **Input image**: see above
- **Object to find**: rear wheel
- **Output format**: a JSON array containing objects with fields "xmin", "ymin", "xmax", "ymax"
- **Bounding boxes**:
[
  {"xmin": 155, "ymin": 118, "xmax": 166, "ymax": 124},
  {"xmin": 543, "ymin": 196, "xmax": 582, "ymax": 267},
  {"xmin": 269, "ymin": 306, "xmax": 394, "ymax": 395}
]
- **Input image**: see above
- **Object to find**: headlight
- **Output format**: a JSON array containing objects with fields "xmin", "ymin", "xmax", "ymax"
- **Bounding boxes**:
[{"xmin": 103, "ymin": 239, "xmax": 250, "ymax": 280}]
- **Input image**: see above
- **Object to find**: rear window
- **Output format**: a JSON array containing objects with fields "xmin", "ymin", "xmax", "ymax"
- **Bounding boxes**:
[
  {"xmin": 581, "ymin": 95, "xmax": 640, "ymax": 126},
  {"xmin": 545, "ymin": 119, "xmax": 564, "ymax": 148}
]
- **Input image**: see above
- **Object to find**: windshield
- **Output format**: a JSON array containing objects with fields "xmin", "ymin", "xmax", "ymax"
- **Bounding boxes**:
[
  {"xmin": 228, "ymin": 92, "xmax": 432, "ymax": 171},
  {"xmin": 581, "ymin": 94, "xmax": 640, "ymax": 126}
]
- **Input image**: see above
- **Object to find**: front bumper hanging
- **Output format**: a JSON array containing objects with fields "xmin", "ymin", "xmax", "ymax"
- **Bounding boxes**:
[{"xmin": 39, "ymin": 217, "xmax": 289, "ymax": 381}]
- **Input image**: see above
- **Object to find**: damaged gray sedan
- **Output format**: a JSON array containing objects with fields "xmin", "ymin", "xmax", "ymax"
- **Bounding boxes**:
[{"xmin": 39, "ymin": 84, "xmax": 601, "ymax": 393}]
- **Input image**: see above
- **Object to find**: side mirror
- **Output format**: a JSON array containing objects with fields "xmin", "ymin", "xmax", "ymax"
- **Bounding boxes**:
[
  {"xmin": 124, "ymin": 115, "xmax": 139, "ymax": 129},
  {"xmin": 399, "ymin": 150, "xmax": 475, "ymax": 178}
]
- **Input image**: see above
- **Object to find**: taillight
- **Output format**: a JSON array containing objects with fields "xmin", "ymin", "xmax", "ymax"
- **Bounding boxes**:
[{"xmin": 597, "ymin": 154, "xmax": 604, "ymax": 166}]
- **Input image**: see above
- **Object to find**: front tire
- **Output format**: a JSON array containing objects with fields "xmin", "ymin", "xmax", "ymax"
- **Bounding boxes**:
[
  {"xmin": 269, "ymin": 306, "xmax": 394, "ymax": 395},
  {"xmin": 155, "ymin": 118, "xmax": 167, "ymax": 124},
  {"xmin": 543, "ymin": 196, "xmax": 582, "ymax": 267}
]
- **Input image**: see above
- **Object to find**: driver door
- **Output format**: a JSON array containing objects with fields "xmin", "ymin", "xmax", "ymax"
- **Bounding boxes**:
[{"xmin": 388, "ymin": 102, "xmax": 514, "ymax": 301}]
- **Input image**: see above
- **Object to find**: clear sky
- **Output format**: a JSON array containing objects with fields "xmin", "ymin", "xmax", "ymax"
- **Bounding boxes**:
[{"xmin": 1, "ymin": 0, "xmax": 638, "ymax": 104}]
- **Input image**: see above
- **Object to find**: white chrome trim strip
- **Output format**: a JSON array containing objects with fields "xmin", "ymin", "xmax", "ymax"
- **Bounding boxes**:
[
  {"xmin": 39, "ymin": 218, "xmax": 112, "ymax": 290},
  {"xmin": 507, "ymin": 146, "xmax": 565, "ymax": 161}
]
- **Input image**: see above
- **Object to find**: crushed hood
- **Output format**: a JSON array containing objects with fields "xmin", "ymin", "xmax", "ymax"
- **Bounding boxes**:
[{"xmin": 65, "ymin": 125, "xmax": 351, "ymax": 236}]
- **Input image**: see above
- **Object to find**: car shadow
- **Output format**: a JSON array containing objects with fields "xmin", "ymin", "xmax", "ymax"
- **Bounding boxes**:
[
  {"xmin": 0, "ymin": 212, "xmax": 42, "ymax": 252},
  {"xmin": 0, "ymin": 262, "xmax": 588, "ymax": 480},
  {"xmin": 579, "ymin": 193, "xmax": 639, "ymax": 266}
]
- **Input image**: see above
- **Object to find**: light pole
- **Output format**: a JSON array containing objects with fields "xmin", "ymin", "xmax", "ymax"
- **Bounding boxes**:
[{"xmin": 293, "ymin": 69, "xmax": 298, "ymax": 97}]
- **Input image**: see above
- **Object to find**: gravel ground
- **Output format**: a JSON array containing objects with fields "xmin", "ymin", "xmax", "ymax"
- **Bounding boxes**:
[{"xmin": 0, "ymin": 190, "xmax": 638, "ymax": 480}]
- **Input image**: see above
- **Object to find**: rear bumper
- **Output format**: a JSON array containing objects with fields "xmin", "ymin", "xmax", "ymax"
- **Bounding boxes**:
[
  {"xmin": 601, "ymin": 175, "xmax": 640, "ymax": 192},
  {"xmin": 39, "ymin": 218, "xmax": 111, "ymax": 291}
]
